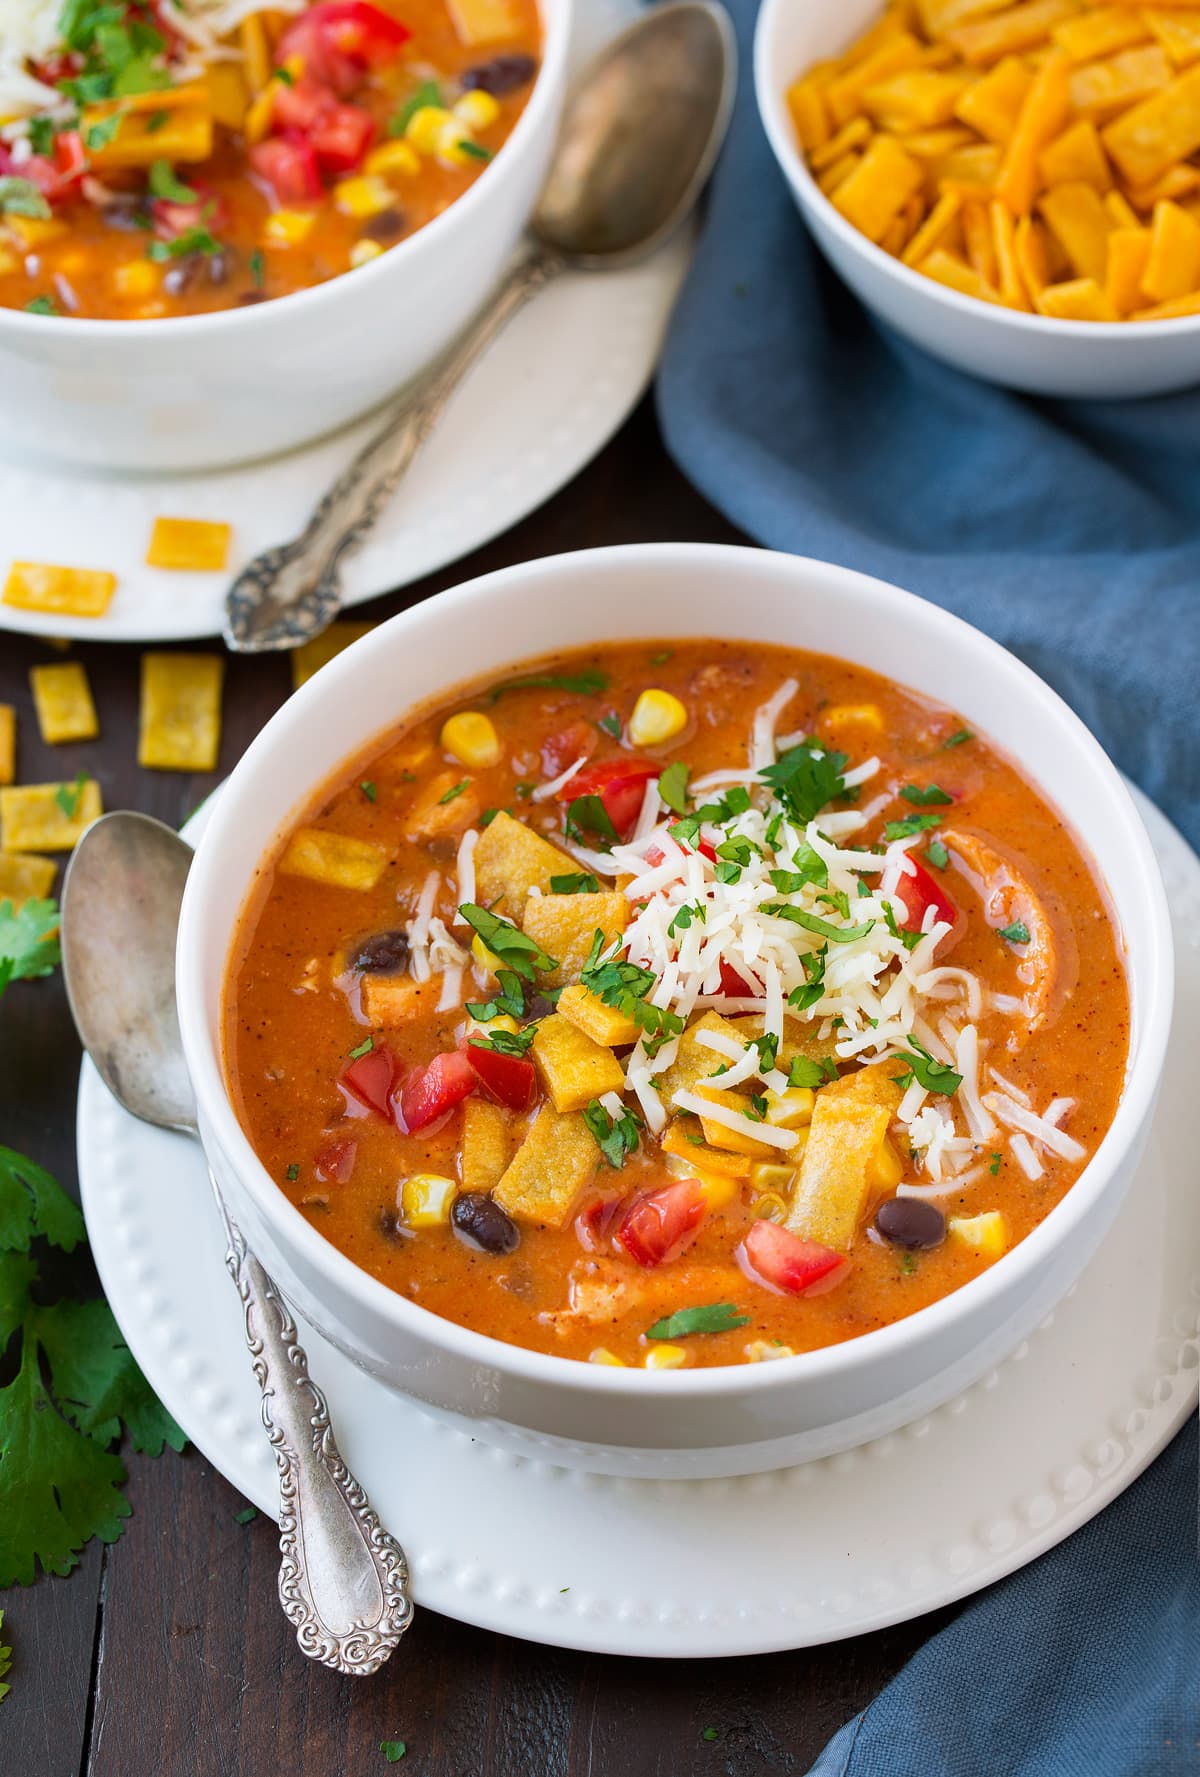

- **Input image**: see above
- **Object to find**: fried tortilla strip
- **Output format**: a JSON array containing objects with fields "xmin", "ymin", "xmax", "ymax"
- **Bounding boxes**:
[
  {"xmin": 278, "ymin": 827, "xmax": 390, "ymax": 891},
  {"xmin": 30, "ymin": 663, "xmax": 99, "ymax": 745},
  {"xmin": 138, "ymin": 653, "xmax": 224, "ymax": 771},
  {"xmin": 2, "ymin": 562, "xmax": 117, "ymax": 618},
  {"xmin": 145, "ymin": 518, "xmax": 232, "ymax": 572},
  {"xmin": 0, "ymin": 778, "xmax": 102, "ymax": 853}
]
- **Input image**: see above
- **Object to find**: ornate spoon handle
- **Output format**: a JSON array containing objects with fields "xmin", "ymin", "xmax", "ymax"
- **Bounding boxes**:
[
  {"xmin": 216, "ymin": 1185, "xmax": 413, "ymax": 1674},
  {"xmin": 223, "ymin": 245, "xmax": 563, "ymax": 653}
]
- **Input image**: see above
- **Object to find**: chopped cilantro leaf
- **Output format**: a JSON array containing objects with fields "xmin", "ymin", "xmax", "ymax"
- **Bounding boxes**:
[
  {"xmin": 389, "ymin": 77, "xmax": 442, "ymax": 136},
  {"xmin": 764, "ymin": 904, "xmax": 875, "ymax": 944},
  {"xmin": 787, "ymin": 945, "xmax": 828, "ymax": 1012},
  {"xmin": 285, "ymin": 1163, "xmax": 299, "ymax": 1182},
  {"xmin": 750, "ymin": 1033, "xmax": 779, "ymax": 1073},
  {"xmin": 459, "ymin": 905, "xmax": 557, "ymax": 982},
  {"xmin": 360, "ymin": 780, "xmax": 377, "ymax": 802},
  {"xmin": 0, "ymin": 176, "xmax": 51, "ymax": 219},
  {"xmin": 55, "ymin": 771, "xmax": 89, "ymax": 818},
  {"xmin": 998, "ymin": 920, "xmax": 1031, "ymax": 945},
  {"xmin": 668, "ymin": 901, "xmax": 704, "ymax": 937},
  {"xmin": 466, "ymin": 967, "xmax": 525, "ymax": 1023},
  {"xmin": 649, "ymin": 649, "xmax": 673, "ymax": 666},
  {"xmin": 760, "ymin": 738, "xmax": 847, "ymax": 824},
  {"xmin": 942, "ymin": 728, "xmax": 974, "ymax": 749},
  {"xmin": 582, "ymin": 1098, "xmax": 641, "ymax": 1169},
  {"xmin": 989, "ymin": 1151, "xmax": 1002, "ymax": 1175},
  {"xmin": 770, "ymin": 840, "xmax": 828, "ymax": 894},
  {"xmin": 745, "ymin": 1094, "xmax": 768, "ymax": 1122},
  {"xmin": 233, "ymin": 1505, "xmax": 258, "ymax": 1525},
  {"xmin": 645, "ymin": 1303, "xmax": 750, "ymax": 1340},
  {"xmin": 580, "ymin": 930, "xmax": 682, "ymax": 1056},
  {"xmin": 456, "ymin": 139, "xmax": 492, "ymax": 160},
  {"xmin": 24, "ymin": 295, "xmax": 57, "ymax": 316},
  {"xmin": 884, "ymin": 813, "xmax": 943, "ymax": 841},
  {"xmin": 468, "ymin": 1026, "xmax": 535, "ymax": 1057},
  {"xmin": 514, "ymin": 782, "xmax": 535, "ymax": 799},
  {"xmin": 437, "ymin": 778, "xmax": 469, "ymax": 806},
  {"xmin": 380, "ymin": 1740, "xmax": 407, "ymax": 1763},
  {"xmin": 901, "ymin": 783, "xmax": 953, "ymax": 806},
  {"xmin": 565, "ymin": 793, "xmax": 618, "ymax": 848},
  {"xmin": 657, "ymin": 760, "xmax": 690, "ymax": 815},
  {"xmin": 249, "ymin": 246, "xmax": 265, "ymax": 290},
  {"xmin": 701, "ymin": 1726, "xmax": 719, "ymax": 1743},
  {"xmin": 488, "ymin": 668, "xmax": 608, "ymax": 702},
  {"xmin": 596, "ymin": 712, "xmax": 622, "ymax": 739},
  {"xmin": 147, "ymin": 160, "xmax": 197, "ymax": 204},
  {"xmin": 788, "ymin": 1055, "xmax": 838, "ymax": 1089},
  {"xmin": 147, "ymin": 225, "xmax": 220, "ymax": 262},
  {"xmin": 891, "ymin": 1037, "xmax": 962, "ymax": 1096},
  {"xmin": 347, "ymin": 1035, "xmax": 374, "ymax": 1060},
  {"xmin": 925, "ymin": 839, "xmax": 949, "ymax": 870},
  {"xmin": 550, "ymin": 872, "xmax": 599, "ymax": 895},
  {"xmin": 0, "ymin": 898, "xmax": 60, "ymax": 996},
  {"xmin": 882, "ymin": 902, "xmax": 923, "ymax": 952}
]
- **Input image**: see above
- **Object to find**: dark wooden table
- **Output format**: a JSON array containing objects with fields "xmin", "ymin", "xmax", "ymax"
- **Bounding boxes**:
[{"xmin": 1, "ymin": 399, "xmax": 959, "ymax": 1777}]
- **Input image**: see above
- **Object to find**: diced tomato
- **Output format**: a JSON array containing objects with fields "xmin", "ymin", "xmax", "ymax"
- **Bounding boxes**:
[
  {"xmin": 615, "ymin": 1178, "xmax": 707, "ymax": 1268},
  {"xmin": 574, "ymin": 1192, "xmax": 624, "ymax": 1253},
  {"xmin": 737, "ymin": 1221, "xmax": 849, "ymax": 1298},
  {"xmin": 340, "ymin": 1044, "xmax": 398, "ymax": 1118},
  {"xmin": 559, "ymin": 758, "xmax": 659, "ymax": 840},
  {"xmin": 270, "ymin": 76, "xmax": 338, "ymax": 136},
  {"xmin": 13, "ymin": 153, "xmax": 69, "ymax": 202},
  {"xmin": 894, "ymin": 857, "xmax": 962, "ymax": 955},
  {"xmin": 718, "ymin": 957, "xmax": 758, "ymax": 998},
  {"xmin": 397, "ymin": 1049, "xmax": 477, "ymax": 1133},
  {"xmin": 314, "ymin": 1138, "xmax": 358, "ymax": 1184},
  {"xmin": 540, "ymin": 720, "xmax": 597, "ymax": 780},
  {"xmin": 278, "ymin": 1, "xmax": 411, "ymax": 97},
  {"xmin": 250, "ymin": 133, "xmax": 323, "ymax": 204},
  {"xmin": 464, "ymin": 1041, "xmax": 536, "ymax": 1112},
  {"xmin": 53, "ymin": 129, "xmax": 87, "ymax": 189}
]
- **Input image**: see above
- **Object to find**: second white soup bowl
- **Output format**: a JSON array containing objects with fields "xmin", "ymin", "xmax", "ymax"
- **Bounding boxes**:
[
  {"xmin": 0, "ymin": 0, "xmax": 569, "ymax": 473},
  {"xmin": 176, "ymin": 543, "xmax": 1172, "ymax": 1478},
  {"xmin": 754, "ymin": 0, "xmax": 1200, "ymax": 399}
]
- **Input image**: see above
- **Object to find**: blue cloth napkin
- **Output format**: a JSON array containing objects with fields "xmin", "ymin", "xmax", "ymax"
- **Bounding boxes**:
[
  {"xmin": 656, "ymin": 0, "xmax": 1200, "ymax": 854},
  {"xmin": 656, "ymin": 0, "xmax": 1200, "ymax": 1766}
]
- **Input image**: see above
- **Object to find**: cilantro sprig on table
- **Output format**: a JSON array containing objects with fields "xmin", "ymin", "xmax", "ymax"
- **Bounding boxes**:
[{"xmin": 0, "ymin": 898, "xmax": 185, "ymax": 1601}]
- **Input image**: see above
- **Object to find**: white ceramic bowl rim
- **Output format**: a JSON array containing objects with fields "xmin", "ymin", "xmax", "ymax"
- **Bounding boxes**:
[
  {"xmin": 177, "ymin": 542, "xmax": 1174, "ymax": 1401},
  {"xmin": 0, "ymin": 0, "xmax": 568, "ymax": 342},
  {"xmin": 753, "ymin": 0, "xmax": 1200, "ymax": 344}
]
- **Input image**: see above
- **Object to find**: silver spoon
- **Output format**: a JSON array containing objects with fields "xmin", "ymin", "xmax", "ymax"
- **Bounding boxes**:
[
  {"xmin": 223, "ymin": 0, "xmax": 735, "ymax": 652},
  {"xmin": 61, "ymin": 810, "xmax": 412, "ymax": 1676}
]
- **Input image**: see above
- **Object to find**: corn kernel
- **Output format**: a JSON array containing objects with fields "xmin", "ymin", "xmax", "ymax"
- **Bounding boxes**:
[
  {"xmin": 866, "ymin": 1135, "xmax": 904, "ymax": 1190},
  {"xmin": 588, "ymin": 1347, "xmax": 627, "ymax": 1366},
  {"xmin": 948, "ymin": 1210, "xmax": 1008, "ymax": 1261},
  {"xmin": 454, "ymin": 89, "xmax": 501, "ymax": 130},
  {"xmin": 765, "ymin": 1087, "xmax": 815, "ymax": 1129},
  {"xmin": 365, "ymin": 138, "xmax": 421, "ymax": 179},
  {"xmin": 472, "ymin": 933, "xmax": 501, "ymax": 975},
  {"xmin": 0, "ymin": 248, "xmax": 15, "ymax": 276},
  {"xmin": 263, "ymin": 208, "xmax": 316, "ymax": 246},
  {"xmin": 350, "ymin": 238, "xmax": 383, "ymax": 268},
  {"xmin": 404, "ymin": 104, "xmax": 454, "ymax": 153},
  {"xmin": 333, "ymin": 175, "xmax": 395, "ymax": 219},
  {"xmin": 6, "ymin": 216, "xmax": 67, "ymax": 246},
  {"xmin": 401, "ymin": 1173, "xmax": 457, "ymax": 1228},
  {"xmin": 113, "ymin": 259, "xmax": 160, "ymax": 298},
  {"xmin": 628, "ymin": 688, "xmax": 688, "ymax": 747},
  {"xmin": 644, "ymin": 1343, "xmax": 688, "ymax": 1370},
  {"xmin": 434, "ymin": 117, "xmax": 487, "ymax": 167},
  {"xmin": 750, "ymin": 1161, "xmax": 797, "ymax": 1197},
  {"xmin": 746, "ymin": 1339, "xmax": 795, "ymax": 1361},
  {"xmin": 441, "ymin": 710, "xmax": 501, "ymax": 769}
]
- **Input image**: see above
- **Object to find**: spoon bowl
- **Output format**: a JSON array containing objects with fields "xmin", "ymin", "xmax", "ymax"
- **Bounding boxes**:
[{"xmin": 61, "ymin": 811, "xmax": 197, "ymax": 1135}]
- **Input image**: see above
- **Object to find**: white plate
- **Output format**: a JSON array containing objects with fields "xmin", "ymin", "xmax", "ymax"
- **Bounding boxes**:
[
  {"xmin": 0, "ymin": 0, "xmax": 690, "ymax": 646},
  {"xmin": 76, "ymin": 784, "xmax": 1200, "ymax": 1658}
]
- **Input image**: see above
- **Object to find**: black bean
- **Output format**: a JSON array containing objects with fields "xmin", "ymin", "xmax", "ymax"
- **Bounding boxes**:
[
  {"xmin": 103, "ymin": 202, "xmax": 151, "ymax": 233},
  {"xmin": 874, "ymin": 1197, "xmax": 945, "ymax": 1250},
  {"xmin": 521, "ymin": 992, "xmax": 558, "ymax": 1024},
  {"xmin": 461, "ymin": 53, "xmax": 538, "ymax": 95},
  {"xmin": 162, "ymin": 254, "xmax": 202, "ymax": 296},
  {"xmin": 452, "ymin": 1192, "xmax": 520, "ymax": 1255},
  {"xmin": 352, "ymin": 929, "xmax": 410, "ymax": 974},
  {"xmin": 361, "ymin": 208, "xmax": 407, "ymax": 243}
]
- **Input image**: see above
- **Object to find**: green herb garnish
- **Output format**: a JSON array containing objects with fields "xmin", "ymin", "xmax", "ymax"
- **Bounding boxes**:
[
  {"xmin": 54, "ymin": 771, "xmax": 89, "ymax": 818},
  {"xmin": 347, "ymin": 1035, "xmax": 374, "ymax": 1060},
  {"xmin": 147, "ymin": 225, "xmax": 220, "ymax": 262},
  {"xmin": 360, "ymin": 780, "xmax": 377, "ymax": 803},
  {"xmin": 550, "ymin": 872, "xmax": 599, "ymax": 895},
  {"xmin": 989, "ymin": 1151, "xmax": 1002, "ymax": 1175},
  {"xmin": 942, "ymin": 728, "xmax": 974, "ymax": 749},
  {"xmin": 644, "ymin": 1303, "xmax": 750, "ymax": 1341},
  {"xmin": 147, "ymin": 159, "xmax": 197, "ymax": 203},
  {"xmin": 459, "ymin": 905, "xmax": 557, "ymax": 983},
  {"xmin": 582, "ymin": 1098, "xmax": 641, "ymax": 1169},
  {"xmin": 469, "ymin": 1027, "xmax": 535, "ymax": 1057},
  {"xmin": 901, "ymin": 783, "xmax": 952, "ymax": 806},
  {"xmin": 787, "ymin": 1055, "xmax": 838, "ymax": 1089},
  {"xmin": 998, "ymin": 920, "xmax": 1031, "ymax": 945},
  {"xmin": 657, "ymin": 760, "xmax": 690, "ymax": 815},
  {"xmin": 580, "ymin": 930, "xmax": 683, "ymax": 1056},
  {"xmin": 0, "ymin": 176, "xmax": 52, "ymax": 218},
  {"xmin": 437, "ymin": 778, "xmax": 469, "ymax": 805},
  {"xmin": 925, "ymin": 839, "xmax": 949, "ymax": 870},
  {"xmin": 233, "ymin": 1505, "xmax": 258, "ymax": 1525},
  {"xmin": 596, "ymin": 712, "xmax": 621, "ymax": 739},
  {"xmin": 565, "ymin": 794, "xmax": 618, "ymax": 848},
  {"xmin": 764, "ymin": 904, "xmax": 875, "ymax": 944},
  {"xmin": 884, "ymin": 813, "xmax": 943, "ymax": 841},
  {"xmin": 249, "ymin": 246, "xmax": 265, "ymax": 290},
  {"xmin": 380, "ymin": 1740, "xmax": 407, "ymax": 1764},
  {"xmin": 891, "ymin": 1037, "xmax": 962, "ymax": 1096},
  {"xmin": 285, "ymin": 1163, "xmax": 300, "ymax": 1182},
  {"xmin": 488, "ymin": 668, "xmax": 608, "ymax": 702},
  {"xmin": 466, "ymin": 968, "xmax": 525, "ymax": 1023},
  {"xmin": 760, "ymin": 738, "xmax": 848, "ymax": 824},
  {"xmin": 388, "ymin": 77, "xmax": 442, "ymax": 136},
  {"xmin": 24, "ymin": 295, "xmax": 57, "ymax": 316}
]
